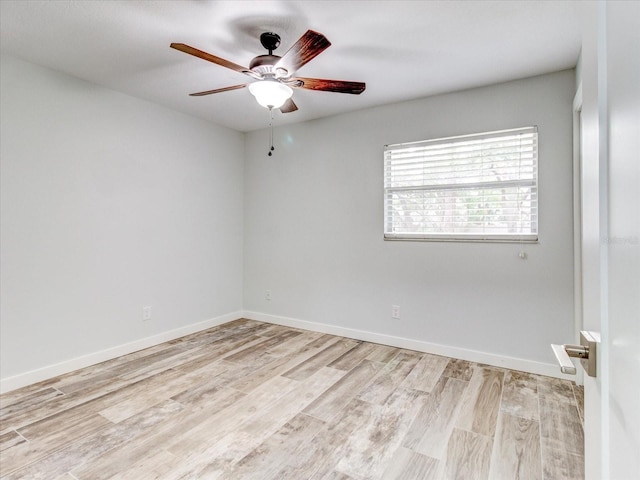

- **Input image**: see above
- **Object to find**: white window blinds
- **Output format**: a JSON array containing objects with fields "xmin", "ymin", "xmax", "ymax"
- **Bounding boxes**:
[{"xmin": 384, "ymin": 127, "xmax": 538, "ymax": 241}]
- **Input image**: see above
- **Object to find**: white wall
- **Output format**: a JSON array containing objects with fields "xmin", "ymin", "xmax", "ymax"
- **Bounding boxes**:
[
  {"xmin": 0, "ymin": 55, "xmax": 244, "ymax": 385},
  {"xmin": 244, "ymin": 70, "xmax": 575, "ymax": 370}
]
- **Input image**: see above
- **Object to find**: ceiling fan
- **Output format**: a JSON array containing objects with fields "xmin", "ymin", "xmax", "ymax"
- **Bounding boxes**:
[{"xmin": 170, "ymin": 30, "xmax": 366, "ymax": 113}]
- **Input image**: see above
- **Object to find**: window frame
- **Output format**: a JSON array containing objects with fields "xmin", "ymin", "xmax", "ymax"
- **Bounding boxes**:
[{"xmin": 383, "ymin": 126, "xmax": 539, "ymax": 243}]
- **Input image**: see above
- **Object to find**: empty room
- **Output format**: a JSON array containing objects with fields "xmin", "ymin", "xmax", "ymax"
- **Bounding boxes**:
[{"xmin": 0, "ymin": 1, "xmax": 637, "ymax": 479}]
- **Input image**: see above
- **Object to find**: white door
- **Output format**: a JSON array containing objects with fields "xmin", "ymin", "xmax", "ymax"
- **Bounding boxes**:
[
  {"xmin": 581, "ymin": 2, "xmax": 640, "ymax": 479},
  {"xmin": 603, "ymin": 2, "xmax": 640, "ymax": 478}
]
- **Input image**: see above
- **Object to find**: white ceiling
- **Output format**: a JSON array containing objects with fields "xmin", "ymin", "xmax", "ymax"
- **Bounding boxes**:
[{"xmin": 0, "ymin": 0, "xmax": 585, "ymax": 132}]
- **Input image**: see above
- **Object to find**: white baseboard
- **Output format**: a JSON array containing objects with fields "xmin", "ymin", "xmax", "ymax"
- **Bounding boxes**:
[
  {"xmin": 243, "ymin": 311, "xmax": 574, "ymax": 380},
  {"xmin": 0, "ymin": 311, "xmax": 241, "ymax": 394}
]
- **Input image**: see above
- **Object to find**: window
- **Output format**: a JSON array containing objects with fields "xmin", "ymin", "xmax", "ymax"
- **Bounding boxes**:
[{"xmin": 384, "ymin": 127, "xmax": 538, "ymax": 242}]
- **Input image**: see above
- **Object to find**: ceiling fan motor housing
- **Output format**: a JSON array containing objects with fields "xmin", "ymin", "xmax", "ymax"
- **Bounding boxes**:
[
  {"xmin": 251, "ymin": 33, "xmax": 287, "ymax": 77},
  {"xmin": 249, "ymin": 55, "xmax": 288, "ymax": 78}
]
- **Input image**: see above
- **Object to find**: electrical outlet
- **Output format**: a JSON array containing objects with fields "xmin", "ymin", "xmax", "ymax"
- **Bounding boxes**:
[
  {"xmin": 392, "ymin": 305, "xmax": 400, "ymax": 319},
  {"xmin": 265, "ymin": 290, "xmax": 272, "ymax": 301},
  {"xmin": 142, "ymin": 306, "xmax": 152, "ymax": 321}
]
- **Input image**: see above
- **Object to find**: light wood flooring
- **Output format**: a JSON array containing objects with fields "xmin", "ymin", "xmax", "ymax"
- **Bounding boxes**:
[{"xmin": 0, "ymin": 319, "xmax": 585, "ymax": 479}]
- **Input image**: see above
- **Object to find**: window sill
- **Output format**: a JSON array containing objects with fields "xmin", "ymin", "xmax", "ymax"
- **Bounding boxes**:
[{"xmin": 383, "ymin": 234, "xmax": 539, "ymax": 243}]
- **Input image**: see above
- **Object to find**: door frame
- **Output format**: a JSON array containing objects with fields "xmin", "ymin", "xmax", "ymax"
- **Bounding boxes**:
[{"xmin": 572, "ymin": 84, "xmax": 584, "ymax": 387}]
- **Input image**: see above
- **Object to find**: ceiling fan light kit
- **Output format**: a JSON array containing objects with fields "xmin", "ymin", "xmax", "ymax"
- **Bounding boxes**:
[{"xmin": 248, "ymin": 80, "xmax": 293, "ymax": 109}]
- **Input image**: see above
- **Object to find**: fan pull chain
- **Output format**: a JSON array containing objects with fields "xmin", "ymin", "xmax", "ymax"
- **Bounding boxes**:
[{"xmin": 268, "ymin": 107, "xmax": 275, "ymax": 156}]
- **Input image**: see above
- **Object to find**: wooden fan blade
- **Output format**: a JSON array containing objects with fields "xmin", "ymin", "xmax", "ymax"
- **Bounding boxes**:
[
  {"xmin": 292, "ymin": 77, "xmax": 366, "ymax": 94},
  {"xmin": 170, "ymin": 43, "xmax": 258, "ymax": 78},
  {"xmin": 279, "ymin": 98, "xmax": 298, "ymax": 113},
  {"xmin": 274, "ymin": 30, "xmax": 331, "ymax": 75},
  {"xmin": 189, "ymin": 84, "xmax": 247, "ymax": 96}
]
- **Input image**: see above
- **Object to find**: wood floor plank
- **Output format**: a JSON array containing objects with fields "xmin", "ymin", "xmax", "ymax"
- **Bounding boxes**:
[
  {"xmin": 228, "ymin": 346, "xmax": 326, "ymax": 394},
  {"xmin": 327, "ymin": 342, "xmax": 376, "ymax": 371},
  {"xmin": 171, "ymin": 459, "xmax": 233, "ymax": 479},
  {"xmin": 266, "ymin": 330, "xmax": 324, "ymax": 357},
  {"xmin": 15, "ymin": 375, "xmax": 169, "ymax": 442},
  {"xmin": 306, "ymin": 333, "xmax": 341, "ymax": 349},
  {"xmin": 455, "ymin": 366, "xmax": 504, "ymax": 437},
  {"xmin": 1, "ymin": 366, "xmax": 181, "ymax": 436},
  {"xmin": 539, "ymin": 395, "xmax": 584, "ymax": 457},
  {"xmin": 165, "ymin": 367, "xmax": 346, "ymax": 479},
  {"xmin": 321, "ymin": 471, "xmax": 354, "ymax": 480},
  {"xmin": 402, "ymin": 376, "xmax": 469, "ymax": 459},
  {"xmin": 223, "ymin": 413, "xmax": 326, "ymax": 480},
  {"xmin": 171, "ymin": 334, "xmax": 267, "ymax": 374},
  {"xmin": 365, "ymin": 344, "xmax": 400, "ymax": 364},
  {"xmin": 104, "ymin": 448, "xmax": 181, "ymax": 480},
  {"xmin": 334, "ymin": 387, "xmax": 429, "ymax": 479},
  {"xmin": 282, "ymin": 338, "xmax": 359, "ymax": 381},
  {"xmin": 171, "ymin": 361, "xmax": 257, "ymax": 406},
  {"xmin": 165, "ymin": 375, "xmax": 298, "ymax": 458},
  {"xmin": 70, "ymin": 387, "xmax": 246, "ymax": 480},
  {"xmin": 223, "ymin": 330, "xmax": 302, "ymax": 365},
  {"xmin": 50, "ymin": 368, "xmax": 145, "ymax": 399},
  {"xmin": 256, "ymin": 323, "xmax": 299, "ymax": 338},
  {"xmin": 541, "ymin": 447, "xmax": 584, "ymax": 480},
  {"xmin": 71, "ymin": 432, "xmax": 180, "ymax": 480},
  {"xmin": 48, "ymin": 342, "xmax": 177, "ymax": 394},
  {"xmin": 2, "ymin": 399, "xmax": 183, "ymax": 480},
  {"xmin": 537, "ymin": 376, "xmax": 576, "ymax": 404},
  {"xmin": 172, "ymin": 321, "xmax": 272, "ymax": 351},
  {"xmin": 381, "ymin": 446, "xmax": 440, "ymax": 480},
  {"xmin": 401, "ymin": 352, "xmax": 450, "ymax": 393},
  {"xmin": 303, "ymin": 360, "xmax": 382, "ymax": 421},
  {"xmin": 488, "ymin": 413, "xmax": 542, "ymax": 480},
  {"xmin": 0, "ymin": 381, "xmax": 59, "ymax": 411},
  {"xmin": 5, "ymin": 352, "xmax": 212, "ymax": 436},
  {"xmin": 442, "ymin": 427, "xmax": 493, "ymax": 480},
  {"xmin": 98, "ymin": 367, "xmax": 203, "ymax": 423},
  {"xmin": 0, "ymin": 430, "xmax": 26, "ymax": 452},
  {"xmin": 171, "ymin": 320, "xmax": 270, "ymax": 348},
  {"xmin": 51, "ymin": 344, "xmax": 182, "ymax": 395},
  {"xmin": 2, "ymin": 413, "xmax": 112, "ymax": 475},
  {"xmin": 107, "ymin": 344, "xmax": 202, "ymax": 383},
  {"xmin": 0, "ymin": 387, "xmax": 64, "ymax": 422},
  {"xmin": 357, "ymin": 351, "xmax": 423, "ymax": 405},
  {"xmin": 500, "ymin": 370, "xmax": 539, "ymax": 421},
  {"xmin": 275, "ymin": 399, "xmax": 379, "ymax": 479},
  {"xmin": 205, "ymin": 367, "xmax": 343, "ymax": 462},
  {"xmin": 442, "ymin": 358, "xmax": 475, "ymax": 381},
  {"xmin": 50, "ymin": 320, "xmax": 260, "ymax": 395}
]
